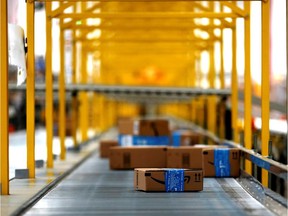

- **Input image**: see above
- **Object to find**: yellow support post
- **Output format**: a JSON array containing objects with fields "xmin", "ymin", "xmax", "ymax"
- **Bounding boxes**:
[
  {"xmin": 244, "ymin": 1, "xmax": 252, "ymax": 175},
  {"xmin": 219, "ymin": 4, "xmax": 225, "ymax": 139},
  {"xmin": 231, "ymin": 20, "xmax": 239, "ymax": 143},
  {"xmin": 206, "ymin": 1, "xmax": 216, "ymax": 142},
  {"xmin": 220, "ymin": 19, "xmax": 225, "ymax": 89},
  {"xmin": 71, "ymin": 11, "xmax": 78, "ymax": 147},
  {"xmin": 26, "ymin": 0, "xmax": 35, "ymax": 178},
  {"xmin": 59, "ymin": 12, "xmax": 66, "ymax": 160},
  {"xmin": 99, "ymin": 97, "xmax": 104, "ymax": 130},
  {"xmin": 261, "ymin": 0, "xmax": 271, "ymax": 187},
  {"xmin": 80, "ymin": 2, "xmax": 88, "ymax": 142},
  {"xmin": 46, "ymin": 2, "xmax": 54, "ymax": 168},
  {"xmin": 207, "ymin": 41, "xmax": 216, "ymax": 142},
  {"xmin": 0, "ymin": 0, "xmax": 9, "ymax": 195}
]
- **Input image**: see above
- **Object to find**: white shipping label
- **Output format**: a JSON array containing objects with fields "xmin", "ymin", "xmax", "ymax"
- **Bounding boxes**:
[{"xmin": 121, "ymin": 135, "xmax": 133, "ymax": 146}]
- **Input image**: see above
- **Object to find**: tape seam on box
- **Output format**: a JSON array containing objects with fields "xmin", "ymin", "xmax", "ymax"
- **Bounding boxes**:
[
  {"xmin": 214, "ymin": 149, "xmax": 230, "ymax": 177},
  {"xmin": 165, "ymin": 169, "xmax": 184, "ymax": 192}
]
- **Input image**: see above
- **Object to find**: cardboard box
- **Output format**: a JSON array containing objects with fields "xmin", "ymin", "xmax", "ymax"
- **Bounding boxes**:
[
  {"xmin": 134, "ymin": 168, "xmax": 203, "ymax": 192},
  {"xmin": 118, "ymin": 118, "xmax": 134, "ymax": 135},
  {"xmin": 118, "ymin": 119, "xmax": 170, "ymax": 136},
  {"xmin": 166, "ymin": 147, "xmax": 203, "ymax": 169},
  {"xmin": 203, "ymin": 148, "xmax": 240, "ymax": 177},
  {"xmin": 118, "ymin": 134, "xmax": 170, "ymax": 146},
  {"xmin": 99, "ymin": 140, "xmax": 118, "ymax": 158},
  {"xmin": 172, "ymin": 130, "xmax": 201, "ymax": 146},
  {"xmin": 109, "ymin": 146, "xmax": 167, "ymax": 169}
]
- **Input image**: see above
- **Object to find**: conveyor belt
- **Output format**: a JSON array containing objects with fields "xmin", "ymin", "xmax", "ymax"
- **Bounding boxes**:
[{"xmin": 23, "ymin": 153, "xmax": 275, "ymax": 216}]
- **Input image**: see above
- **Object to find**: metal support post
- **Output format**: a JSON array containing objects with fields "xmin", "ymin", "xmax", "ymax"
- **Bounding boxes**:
[
  {"xmin": 261, "ymin": 0, "xmax": 271, "ymax": 187},
  {"xmin": 208, "ymin": 41, "xmax": 216, "ymax": 142},
  {"xmin": 46, "ymin": 2, "xmax": 54, "ymax": 168},
  {"xmin": 59, "ymin": 11, "xmax": 66, "ymax": 160},
  {"xmin": 26, "ymin": 0, "xmax": 35, "ymax": 178},
  {"xmin": 80, "ymin": 2, "xmax": 88, "ymax": 142},
  {"xmin": 0, "ymin": 0, "xmax": 9, "ymax": 195},
  {"xmin": 231, "ymin": 19, "xmax": 239, "ymax": 143},
  {"xmin": 244, "ymin": 1, "xmax": 252, "ymax": 175},
  {"xmin": 71, "ymin": 4, "xmax": 78, "ymax": 147}
]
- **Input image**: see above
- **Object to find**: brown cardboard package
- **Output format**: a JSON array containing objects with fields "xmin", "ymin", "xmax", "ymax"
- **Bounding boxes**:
[
  {"xmin": 166, "ymin": 147, "xmax": 203, "ymax": 169},
  {"xmin": 118, "ymin": 119, "xmax": 170, "ymax": 136},
  {"xmin": 99, "ymin": 140, "xmax": 118, "ymax": 158},
  {"xmin": 202, "ymin": 148, "xmax": 240, "ymax": 177},
  {"xmin": 180, "ymin": 133, "xmax": 201, "ymax": 146},
  {"xmin": 109, "ymin": 146, "xmax": 167, "ymax": 169},
  {"xmin": 118, "ymin": 118, "xmax": 134, "ymax": 135},
  {"xmin": 134, "ymin": 168, "xmax": 203, "ymax": 192}
]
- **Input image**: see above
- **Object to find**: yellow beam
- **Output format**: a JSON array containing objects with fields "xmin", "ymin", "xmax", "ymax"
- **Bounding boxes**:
[
  {"xmin": 220, "ymin": 38, "xmax": 225, "ymax": 89},
  {"xmin": 33, "ymin": 0, "xmax": 260, "ymax": 2},
  {"xmin": 26, "ymin": 0, "xmax": 36, "ymax": 178},
  {"xmin": 61, "ymin": 2, "xmax": 101, "ymax": 29},
  {"xmin": 189, "ymin": 2, "xmax": 235, "ymax": 28},
  {"xmin": 219, "ymin": 4, "xmax": 225, "ymax": 89},
  {"xmin": 45, "ymin": 2, "xmax": 54, "ymax": 168},
  {"xmin": 71, "ymin": 5, "xmax": 78, "ymax": 147},
  {"xmin": 207, "ymin": 2, "xmax": 216, "ymax": 143},
  {"xmin": 59, "ymin": 12, "xmax": 66, "ymax": 160},
  {"xmin": 0, "ymin": 0, "xmax": 9, "ymax": 195},
  {"xmin": 76, "ymin": 37, "xmax": 221, "ymax": 43},
  {"xmin": 261, "ymin": 0, "xmax": 271, "ymax": 188},
  {"xmin": 244, "ymin": 1, "xmax": 252, "ymax": 175},
  {"xmin": 220, "ymin": 2, "xmax": 247, "ymax": 17},
  {"xmin": 49, "ymin": 2, "xmax": 75, "ymax": 18},
  {"xmin": 80, "ymin": 2, "xmax": 88, "ymax": 142},
  {"xmin": 231, "ymin": 19, "xmax": 239, "ymax": 143},
  {"xmin": 63, "ymin": 23, "xmax": 229, "ymax": 31},
  {"xmin": 57, "ymin": 12, "xmax": 241, "ymax": 19}
]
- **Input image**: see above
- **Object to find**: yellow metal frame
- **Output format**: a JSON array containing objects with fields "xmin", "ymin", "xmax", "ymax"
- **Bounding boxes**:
[
  {"xmin": 0, "ymin": 0, "xmax": 276, "ymax": 195},
  {"xmin": 231, "ymin": 18, "xmax": 239, "ymax": 143},
  {"xmin": 59, "ymin": 4, "xmax": 67, "ymax": 160},
  {"xmin": 46, "ymin": 2, "xmax": 54, "ymax": 168},
  {"xmin": 71, "ymin": 4, "xmax": 78, "ymax": 147},
  {"xmin": 0, "ymin": 0, "xmax": 9, "ymax": 195},
  {"xmin": 79, "ymin": 2, "xmax": 89, "ymax": 142},
  {"xmin": 261, "ymin": 0, "xmax": 271, "ymax": 187},
  {"xmin": 244, "ymin": 1, "xmax": 252, "ymax": 175},
  {"xmin": 26, "ymin": 0, "xmax": 36, "ymax": 178}
]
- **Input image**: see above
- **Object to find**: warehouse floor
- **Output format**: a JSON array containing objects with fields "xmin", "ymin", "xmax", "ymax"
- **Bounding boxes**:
[{"xmin": 22, "ymin": 152, "xmax": 274, "ymax": 216}]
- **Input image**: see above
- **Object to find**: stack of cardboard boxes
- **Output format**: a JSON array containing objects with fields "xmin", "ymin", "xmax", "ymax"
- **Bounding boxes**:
[
  {"xmin": 118, "ymin": 118, "xmax": 170, "ymax": 146},
  {"xmin": 99, "ymin": 118, "xmax": 241, "ymax": 192},
  {"xmin": 171, "ymin": 129, "xmax": 201, "ymax": 146}
]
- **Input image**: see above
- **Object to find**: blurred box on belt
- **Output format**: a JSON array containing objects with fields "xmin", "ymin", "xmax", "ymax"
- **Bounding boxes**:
[
  {"xmin": 202, "ymin": 148, "xmax": 240, "ymax": 177},
  {"xmin": 166, "ymin": 147, "xmax": 203, "ymax": 169},
  {"xmin": 172, "ymin": 130, "xmax": 201, "ymax": 146},
  {"xmin": 99, "ymin": 140, "xmax": 118, "ymax": 158},
  {"xmin": 118, "ymin": 134, "xmax": 170, "ymax": 146},
  {"xmin": 109, "ymin": 146, "xmax": 167, "ymax": 170},
  {"xmin": 118, "ymin": 118, "xmax": 170, "ymax": 136},
  {"xmin": 134, "ymin": 168, "xmax": 203, "ymax": 192}
]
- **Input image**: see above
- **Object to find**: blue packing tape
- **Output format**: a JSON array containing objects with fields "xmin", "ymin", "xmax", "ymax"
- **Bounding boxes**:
[
  {"xmin": 172, "ymin": 130, "xmax": 187, "ymax": 147},
  {"xmin": 165, "ymin": 169, "xmax": 184, "ymax": 192},
  {"xmin": 214, "ymin": 149, "xmax": 231, "ymax": 177}
]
